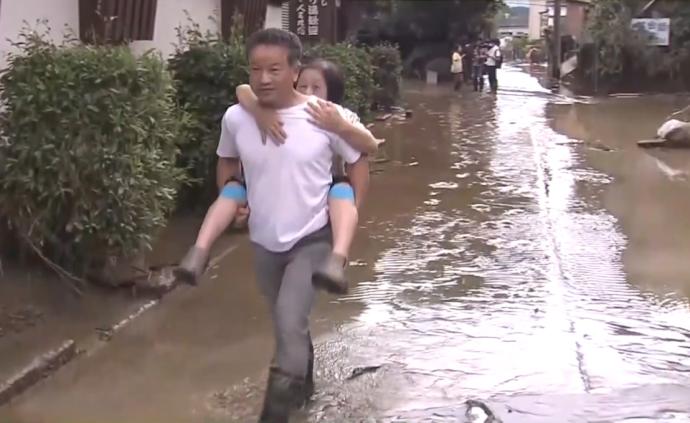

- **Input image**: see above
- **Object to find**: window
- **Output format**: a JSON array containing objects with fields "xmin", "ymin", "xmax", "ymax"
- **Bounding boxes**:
[{"xmin": 79, "ymin": 0, "xmax": 158, "ymax": 43}]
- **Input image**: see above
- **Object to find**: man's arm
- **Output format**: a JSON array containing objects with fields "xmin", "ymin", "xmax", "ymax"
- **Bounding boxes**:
[
  {"xmin": 216, "ymin": 106, "xmax": 242, "ymax": 191},
  {"xmin": 345, "ymin": 156, "xmax": 370, "ymax": 210},
  {"xmin": 216, "ymin": 157, "xmax": 241, "ymax": 192}
]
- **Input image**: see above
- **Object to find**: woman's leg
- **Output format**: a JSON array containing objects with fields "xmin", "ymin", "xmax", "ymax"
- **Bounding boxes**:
[
  {"xmin": 313, "ymin": 182, "xmax": 357, "ymax": 294},
  {"xmin": 175, "ymin": 181, "xmax": 247, "ymax": 285},
  {"xmin": 329, "ymin": 183, "xmax": 358, "ymax": 260}
]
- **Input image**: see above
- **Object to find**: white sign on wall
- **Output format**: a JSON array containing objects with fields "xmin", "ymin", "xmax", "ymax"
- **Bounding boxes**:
[{"xmin": 631, "ymin": 18, "xmax": 671, "ymax": 46}]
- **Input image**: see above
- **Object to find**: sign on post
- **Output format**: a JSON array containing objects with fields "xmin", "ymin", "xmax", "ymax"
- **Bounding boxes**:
[
  {"xmin": 631, "ymin": 18, "xmax": 671, "ymax": 46},
  {"xmin": 289, "ymin": 0, "xmax": 337, "ymax": 43}
]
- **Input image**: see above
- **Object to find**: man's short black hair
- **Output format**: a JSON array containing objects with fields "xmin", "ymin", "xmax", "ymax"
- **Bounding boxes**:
[{"xmin": 246, "ymin": 28, "xmax": 303, "ymax": 66}]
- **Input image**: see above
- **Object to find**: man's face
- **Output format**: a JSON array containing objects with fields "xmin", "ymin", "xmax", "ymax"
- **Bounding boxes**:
[{"xmin": 249, "ymin": 45, "xmax": 299, "ymax": 107}]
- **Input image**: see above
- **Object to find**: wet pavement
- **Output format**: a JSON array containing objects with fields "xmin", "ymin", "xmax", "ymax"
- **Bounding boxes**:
[{"xmin": 2, "ymin": 67, "xmax": 690, "ymax": 422}]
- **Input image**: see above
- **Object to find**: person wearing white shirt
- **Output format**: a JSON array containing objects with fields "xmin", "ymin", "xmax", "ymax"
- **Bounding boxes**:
[
  {"xmin": 450, "ymin": 45, "xmax": 465, "ymax": 92},
  {"xmin": 485, "ymin": 39, "xmax": 502, "ymax": 93},
  {"xmin": 215, "ymin": 29, "xmax": 370, "ymax": 422}
]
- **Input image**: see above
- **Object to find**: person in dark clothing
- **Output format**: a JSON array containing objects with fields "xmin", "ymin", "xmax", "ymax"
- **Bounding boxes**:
[{"xmin": 472, "ymin": 44, "xmax": 487, "ymax": 92}]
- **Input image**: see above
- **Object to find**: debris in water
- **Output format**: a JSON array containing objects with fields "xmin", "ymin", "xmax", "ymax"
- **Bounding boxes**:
[
  {"xmin": 466, "ymin": 399, "xmax": 502, "ymax": 423},
  {"xmin": 346, "ymin": 365, "xmax": 383, "ymax": 381}
]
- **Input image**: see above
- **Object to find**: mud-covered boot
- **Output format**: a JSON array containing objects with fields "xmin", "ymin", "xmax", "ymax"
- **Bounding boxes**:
[
  {"xmin": 312, "ymin": 253, "xmax": 348, "ymax": 294},
  {"xmin": 173, "ymin": 246, "xmax": 209, "ymax": 286},
  {"xmin": 258, "ymin": 369, "xmax": 307, "ymax": 423},
  {"xmin": 305, "ymin": 335, "xmax": 315, "ymax": 400}
]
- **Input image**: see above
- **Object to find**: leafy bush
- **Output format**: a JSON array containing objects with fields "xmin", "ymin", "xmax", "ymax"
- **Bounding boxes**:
[
  {"xmin": 305, "ymin": 43, "xmax": 375, "ymax": 118},
  {"xmin": 0, "ymin": 29, "xmax": 186, "ymax": 277},
  {"xmin": 586, "ymin": 0, "xmax": 690, "ymax": 82},
  {"xmin": 587, "ymin": 0, "xmax": 649, "ymax": 77},
  {"xmin": 168, "ymin": 18, "xmax": 248, "ymax": 205},
  {"xmin": 370, "ymin": 43, "xmax": 402, "ymax": 110}
]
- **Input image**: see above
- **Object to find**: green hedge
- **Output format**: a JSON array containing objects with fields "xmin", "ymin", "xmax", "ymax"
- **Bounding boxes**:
[
  {"xmin": 370, "ymin": 42, "xmax": 402, "ymax": 110},
  {"xmin": 0, "ymin": 31, "xmax": 186, "ymax": 276},
  {"xmin": 168, "ymin": 21, "xmax": 248, "ymax": 205}
]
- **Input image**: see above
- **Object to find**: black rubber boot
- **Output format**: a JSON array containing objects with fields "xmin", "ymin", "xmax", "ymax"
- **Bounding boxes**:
[
  {"xmin": 258, "ymin": 369, "xmax": 307, "ymax": 423},
  {"xmin": 268, "ymin": 336, "xmax": 314, "ymax": 402},
  {"xmin": 305, "ymin": 334, "xmax": 315, "ymax": 400}
]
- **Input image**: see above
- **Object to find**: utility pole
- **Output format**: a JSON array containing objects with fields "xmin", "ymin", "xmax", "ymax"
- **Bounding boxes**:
[{"xmin": 552, "ymin": 0, "xmax": 562, "ymax": 80}]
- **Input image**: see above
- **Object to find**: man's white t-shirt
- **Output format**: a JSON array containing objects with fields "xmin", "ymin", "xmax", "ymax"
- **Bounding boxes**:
[
  {"xmin": 486, "ymin": 45, "xmax": 501, "ymax": 67},
  {"xmin": 217, "ymin": 97, "xmax": 362, "ymax": 252}
]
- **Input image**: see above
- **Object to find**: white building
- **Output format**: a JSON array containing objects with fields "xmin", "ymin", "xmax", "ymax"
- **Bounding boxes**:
[
  {"xmin": 528, "ymin": 0, "xmax": 548, "ymax": 40},
  {"xmin": 0, "ymin": 0, "xmax": 286, "ymax": 67}
]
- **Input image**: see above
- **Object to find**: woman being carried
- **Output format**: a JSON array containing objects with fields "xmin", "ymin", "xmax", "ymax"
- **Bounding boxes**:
[{"xmin": 175, "ymin": 59, "xmax": 380, "ymax": 294}]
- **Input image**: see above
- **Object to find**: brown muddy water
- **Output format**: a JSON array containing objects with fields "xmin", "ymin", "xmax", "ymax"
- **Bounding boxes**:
[
  {"xmin": 305, "ymin": 69, "xmax": 690, "ymax": 422},
  {"xmin": 3, "ymin": 67, "xmax": 690, "ymax": 423}
]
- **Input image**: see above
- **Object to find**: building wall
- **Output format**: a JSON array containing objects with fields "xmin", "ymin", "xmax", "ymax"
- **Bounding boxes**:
[
  {"xmin": 528, "ymin": 1, "xmax": 548, "ymax": 40},
  {"xmin": 0, "ymin": 0, "xmax": 222, "ymax": 66},
  {"xmin": 130, "ymin": 0, "xmax": 221, "ymax": 59},
  {"xmin": 565, "ymin": 2, "xmax": 587, "ymax": 42},
  {"xmin": 264, "ymin": 3, "xmax": 282, "ymax": 28},
  {"xmin": 0, "ymin": 0, "xmax": 79, "ymax": 66}
]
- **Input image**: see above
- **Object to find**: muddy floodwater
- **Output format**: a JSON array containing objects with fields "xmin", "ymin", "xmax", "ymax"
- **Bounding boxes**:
[{"xmin": 3, "ymin": 67, "xmax": 690, "ymax": 423}]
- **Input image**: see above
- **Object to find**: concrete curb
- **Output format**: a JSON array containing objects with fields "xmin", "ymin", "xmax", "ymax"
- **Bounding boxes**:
[
  {"xmin": 0, "ymin": 340, "xmax": 77, "ymax": 405},
  {"xmin": 0, "ymin": 243, "xmax": 240, "ymax": 407}
]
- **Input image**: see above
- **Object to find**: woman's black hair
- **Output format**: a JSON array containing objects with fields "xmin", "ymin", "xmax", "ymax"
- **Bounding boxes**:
[{"xmin": 298, "ymin": 59, "xmax": 345, "ymax": 105}]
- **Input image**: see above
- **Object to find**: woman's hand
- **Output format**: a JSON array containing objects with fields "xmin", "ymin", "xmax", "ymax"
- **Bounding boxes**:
[
  {"xmin": 255, "ymin": 109, "xmax": 287, "ymax": 145},
  {"xmin": 306, "ymin": 100, "xmax": 347, "ymax": 135}
]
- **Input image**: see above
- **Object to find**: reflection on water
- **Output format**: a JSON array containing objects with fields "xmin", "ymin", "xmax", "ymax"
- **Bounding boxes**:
[{"xmin": 308, "ymin": 69, "xmax": 690, "ymax": 422}]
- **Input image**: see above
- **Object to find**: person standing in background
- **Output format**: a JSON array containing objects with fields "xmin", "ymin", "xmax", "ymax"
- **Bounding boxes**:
[
  {"xmin": 472, "ymin": 43, "xmax": 487, "ymax": 92},
  {"xmin": 451, "ymin": 45, "xmax": 465, "ymax": 92},
  {"xmin": 485, "ymin": 39, "xmax": 502, "ymax": 94}
]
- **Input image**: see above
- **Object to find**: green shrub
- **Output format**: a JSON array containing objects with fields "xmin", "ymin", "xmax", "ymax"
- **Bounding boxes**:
[
  {"xmin": 305, "ymin": 43, "xmax": 375, "ymax": 118},
  {"xmin": 370, "ymin": 43, "xmax": 402, "ymax": 110},
  {"xmin": 0, "ymin": 29, "xmax": 186, "ymax": 277},
  {"xmin": 168, "ymin": 19, "xmax": 248, "ymax": 205}
]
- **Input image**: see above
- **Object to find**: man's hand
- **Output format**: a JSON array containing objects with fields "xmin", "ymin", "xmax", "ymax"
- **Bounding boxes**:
[
  {"xmin": 306, "ymin": 100, "xmax": 347, "ymax": 135},
  {"xmin": 255, "ymin": 109, "xmax": 286, "ymax": 145}
]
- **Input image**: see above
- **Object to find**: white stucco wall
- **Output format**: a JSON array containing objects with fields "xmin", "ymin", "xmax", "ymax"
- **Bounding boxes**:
[
  {"xmin": 528, "ymin": 1, "xmax": 547, "ymax": 40},
  {"xmin": 264, "ymin": 4, "xmax": 282, "ymax": 29},
  {"xmin": 0, "ymin": 0, "xmax": 222, "ymax": 66},
  {"xmin": 129, "ymin": 0, "xmax": 221, "ymax": 59},
  {"xmin": 0, "ymin": 0, "xmax": 80, "ymax": 67}
]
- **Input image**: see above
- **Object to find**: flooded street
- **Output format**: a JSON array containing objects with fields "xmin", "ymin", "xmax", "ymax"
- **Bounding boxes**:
[
  {"xmin": 302, "ymin": 68, "xmax": 690, "ymax": 422},
  {"xmin": 3, "ymin": 67, "xmax": 690, "ymax": 422}
]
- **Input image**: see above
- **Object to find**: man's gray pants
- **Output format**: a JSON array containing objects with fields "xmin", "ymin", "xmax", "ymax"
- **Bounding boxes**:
[{"xmin": 253, "ymin": 225, "xmax": 332, "ymax": 378}]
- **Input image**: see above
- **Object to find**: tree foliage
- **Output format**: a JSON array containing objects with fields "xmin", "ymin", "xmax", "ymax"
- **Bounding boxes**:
[
  {"xmin": 588, "ymin": 0, "xmax": 690, "ymax": 81},
  {"xmin": 168, "ymin": 16, "xmax": 248, "ymax": 206}
]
